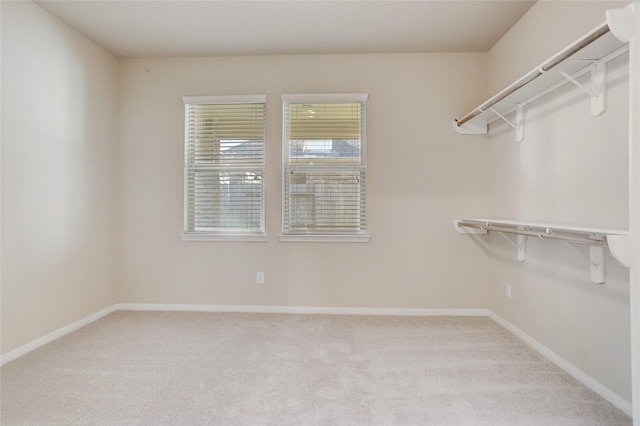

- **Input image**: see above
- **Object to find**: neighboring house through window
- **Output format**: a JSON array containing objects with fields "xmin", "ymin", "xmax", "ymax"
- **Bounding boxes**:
[
  {"xmin": 281, "ymin": 94, "xmax": 369, "ymax": 242},
  {"xmin": 180, "ymin": 95, "xmax": 266, "ymax": 241}
]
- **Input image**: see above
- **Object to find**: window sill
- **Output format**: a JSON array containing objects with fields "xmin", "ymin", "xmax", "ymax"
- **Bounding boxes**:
[
  {"xmin": 179, "ymin": 233, "xmax": 268, "ymax": 242},
  {"xmin": 278, "ymin": 234, "xmax": 370, "ymax": 243}
]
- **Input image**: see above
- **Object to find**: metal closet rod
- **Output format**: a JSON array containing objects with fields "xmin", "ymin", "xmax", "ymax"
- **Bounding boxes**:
[
  {"xmin": 456, "ymin": 221, "xmax": 609, "ymax": 247},
  {"xmin": 454, "ymin": 22, "xmax": 611, "ymax": 128}
]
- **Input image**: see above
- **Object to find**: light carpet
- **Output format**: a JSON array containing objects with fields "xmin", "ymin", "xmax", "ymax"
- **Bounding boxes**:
[{"xmin": 0, "ymin": 311, "xmax": 632, "ymax": 425}]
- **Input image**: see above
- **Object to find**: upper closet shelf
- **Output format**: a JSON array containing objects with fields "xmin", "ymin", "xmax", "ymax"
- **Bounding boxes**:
[{"xmin": 453, "ymin": 7, "xmax": 634, "ymax": 142}]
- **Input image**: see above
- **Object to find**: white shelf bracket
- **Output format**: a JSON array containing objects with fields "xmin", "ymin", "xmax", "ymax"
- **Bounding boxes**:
[
  {"xmin": 517, "ymin": 234, "xmax": 527, "ymax": 262},
  {"xmin": 590, "ymin": 245, "xmax": 606, "ymax": 284},
  {"xmin": 497, "ymin": 231, "xmax": 527, "ymax": 261},
  {"xmin": 556, "ymin": 61, "xmax": 606, "ymax": 116},
  {"xmin": 489, "ymin": 103, "xmax": 526, "ymax": 142},
  {"xmin": 589, "ymin": 235, "xmax": 606, "ymax": 284},
  {"xmin": 555, "ymin": 230, "xmax": 606, "ymax": 284}
]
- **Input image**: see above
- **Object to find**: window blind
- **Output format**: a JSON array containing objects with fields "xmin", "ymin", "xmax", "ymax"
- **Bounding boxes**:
[
  {"xmin": 281, "ymin": 94, "xmax": 368, "ymax": 237},
  {"xmin": 183, "ymin": 95, "xmax": 266, "ymax": 236}
]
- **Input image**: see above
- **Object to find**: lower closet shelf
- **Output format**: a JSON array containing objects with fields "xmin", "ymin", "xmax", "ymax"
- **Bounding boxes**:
[{"xmin": 453, "ymin": 218, "xmax": 631, "ymax": 284}]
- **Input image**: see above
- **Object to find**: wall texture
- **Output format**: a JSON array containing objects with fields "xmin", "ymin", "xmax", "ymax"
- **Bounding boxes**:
[
  {"xmin": 1, "ymin": 1, "xmax": 119, "ymax": 354},
  {"xmin": 116, "ymin": 53, "xmax": 491, "ymax": 309},
  {"xmin": 485, "ymin": 0, "xmax": 632, "ymax": 405}
]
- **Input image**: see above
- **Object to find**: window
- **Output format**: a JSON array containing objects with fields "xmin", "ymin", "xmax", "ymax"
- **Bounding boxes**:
[
  {"xmin": 180, "ymin": 95, "xmax": 266, "ymax": 241},
  {"xmin": 281, "ymin": 94, "xmax": 369, "ymax": 242}
]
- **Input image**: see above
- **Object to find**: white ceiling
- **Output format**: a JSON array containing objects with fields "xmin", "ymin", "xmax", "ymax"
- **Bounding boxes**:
[{"xmin": 35, "ymin": 0, "xmax": 536, "ymax": 58}]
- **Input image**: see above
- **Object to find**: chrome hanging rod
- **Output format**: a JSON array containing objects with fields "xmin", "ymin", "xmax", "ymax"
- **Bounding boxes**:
[
  {"xmin": 454, "ymin": 22, "xmax": 611, "ymax": 128},
  {"xmin": 456, "ymin": 221, "xmax": 609, "ymax": 248}
]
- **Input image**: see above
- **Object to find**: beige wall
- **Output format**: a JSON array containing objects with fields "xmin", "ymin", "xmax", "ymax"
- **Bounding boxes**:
[
  {"xmin": 116, "ymin": 53, "xmax": 491, "ymax": 309},
  {"xmin": 485, "ymin": 1, "xmax": 632, "ymax": 403},
  {"xmin": 1, "ymin": 1, "xmax": 119, "ymax": 354}
]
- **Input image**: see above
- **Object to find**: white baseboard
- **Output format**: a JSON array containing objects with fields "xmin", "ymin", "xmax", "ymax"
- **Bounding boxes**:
[
  {"xmin": 488, "ymin": 311, "xmax": 632, "ymax": 417},
  {"xmin": 116, "ymin": 303, "xmax": 489, "ymax": 317},
  {"xmin": 0, "ymin": 305, "xmax": 118, "ymax": 366}
]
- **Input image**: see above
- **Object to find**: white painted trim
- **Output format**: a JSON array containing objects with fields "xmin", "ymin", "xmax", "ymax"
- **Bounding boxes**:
[
  {"xmin": 0, "ymin": 305, "xmax": 118, "ymax": 366},
  {"xmin": 278, "ymin": 234, "xmax": 370, "ymax": 243},
  {"xmin": 281, "ymin": 93, "xmax": 368, "ymax": 103},
  {"xmin": 488, "ymin": 311, "xmax": 632, "ymax": 417},
  {"xmin": 182, "ymin": 94, "xmax": 266, "ymax": 105},
  {"xmin": 179, "ymin": 233, "xmax": 268, "ymax": 242},
  {"xmin": 625, "ymin": 4, "xmax": 640, "ymax": 424},
  {"xmin": 116, "ymin": 303, "xmax": 487, "ymax": 317}
]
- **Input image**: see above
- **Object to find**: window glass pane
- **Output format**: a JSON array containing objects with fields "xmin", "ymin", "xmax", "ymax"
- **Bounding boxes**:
[
  {"xmin": 288, "ymin": 140, "xmax": 361, "ymax": 165},
  {"xmin": 190, "ymin": 170, "xmax": 263, "ymax": 231},
  {"xmin": 284, "ymin": 169, "xmax": 365, "ymax": 234}
]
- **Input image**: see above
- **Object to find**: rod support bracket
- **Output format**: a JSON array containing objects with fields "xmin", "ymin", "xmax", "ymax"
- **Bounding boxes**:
[
  {"xmin": 589, "ymin": 235, "xmax": 606, "ymax": 284},
  {"xmin": 590, "ymin": 61, "xmax": 606, "ymax": 116},
  {"xmin": 497, "ymin": 231, "xmax": 527, "ymax": 261},
  {"xmin": 557, "ymin": 61, "xmax": 606, "ymax": 116},
  {"xmin": 489, "ymin": 103, "xmax": 527, "ymax": 142},
  {"xmin": 517, "ymin": 234, "xmax": 527, "ymax": 262},
  {"xmin": 514, "ymin": 104, "xmax": 526, "ymax": 142}
]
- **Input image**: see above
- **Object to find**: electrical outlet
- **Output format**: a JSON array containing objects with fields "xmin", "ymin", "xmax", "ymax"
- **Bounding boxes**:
[
  {"xmin": 505, "ymin": 283, "xmax": 512, "ymax": 299},
  {"xmin": 256, "ymin": 272, "xmax": 265, "ymax": 284}
]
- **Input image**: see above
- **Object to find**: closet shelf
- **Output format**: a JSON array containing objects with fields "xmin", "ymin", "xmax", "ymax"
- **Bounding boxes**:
[
  {"xmin": 453, "ymin": 218, "xmax": 631, "ymax": 284},
  {"xmin": 453, "ymin": 8, "xmax": 634, "ymax": 142}
]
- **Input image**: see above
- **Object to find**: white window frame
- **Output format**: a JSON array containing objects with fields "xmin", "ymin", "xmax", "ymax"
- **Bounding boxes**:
[
  {"xmin": 180, "ymin": 95, "xmax": 267, "ymax": 242},
  {"xmin": 280, "ymin": 93, "xmax": 370, "ymax": 243}
]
